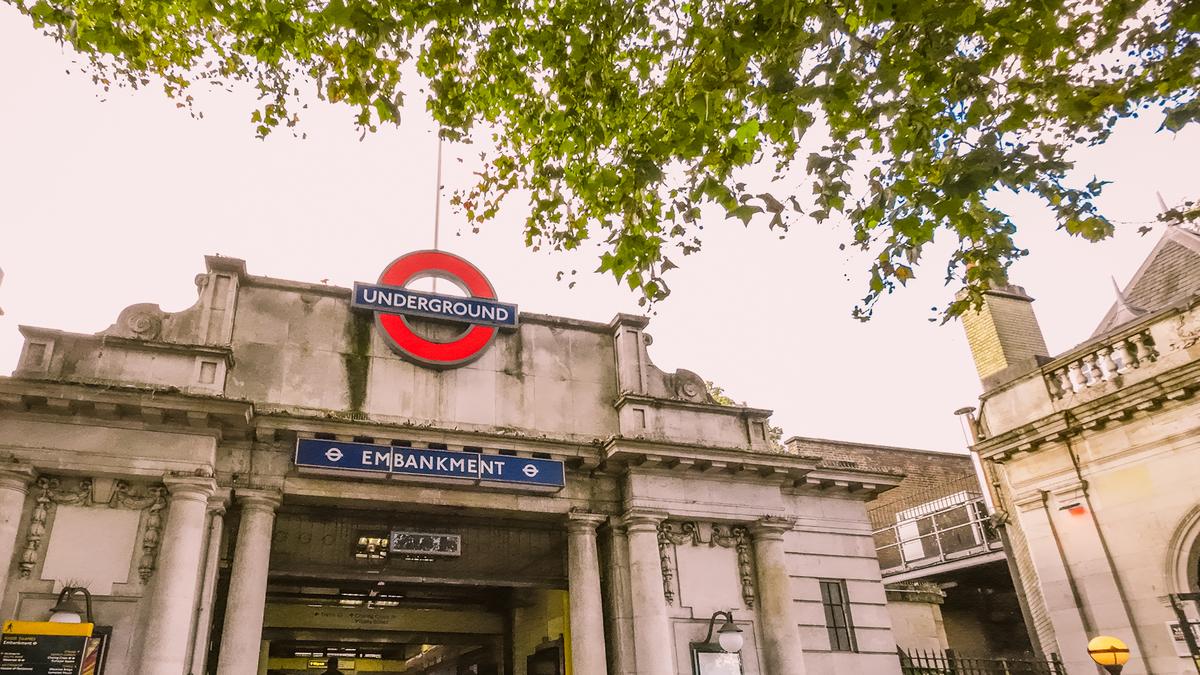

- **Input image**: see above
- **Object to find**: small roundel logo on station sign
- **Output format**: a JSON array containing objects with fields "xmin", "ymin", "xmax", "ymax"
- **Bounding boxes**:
[{"xmin": 351, "ymin": 250, "xmax": 518, "ymax": 368}]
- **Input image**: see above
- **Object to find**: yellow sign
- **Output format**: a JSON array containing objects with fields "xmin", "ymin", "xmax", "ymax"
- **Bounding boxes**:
[{"xmin": 2, "ymin": 620, "xmax": 94, "ymax": 637}]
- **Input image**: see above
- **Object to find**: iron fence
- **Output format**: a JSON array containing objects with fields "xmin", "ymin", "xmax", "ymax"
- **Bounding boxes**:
[{"xmin": 897, "ymin": 648, "xmax": 1065, "ymax": 675}]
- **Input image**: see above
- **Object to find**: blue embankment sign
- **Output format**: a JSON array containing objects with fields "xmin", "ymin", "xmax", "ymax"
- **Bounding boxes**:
[
  {"xmin": 352, "ymin": 282, "xmax": 519, "ymax": 329},
  {"xmin": 294, "ymin": 438, "xmax": 565, "ymax": 490}
]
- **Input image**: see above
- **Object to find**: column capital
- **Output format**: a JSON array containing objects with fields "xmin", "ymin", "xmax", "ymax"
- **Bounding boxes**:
[
  {"xmin": 749, "ymin": 516, "xmax": 796, "ymax": 540},
  {"xmin": 621, "ymin": 509, "xmax": 668, "ymax": 533},
  {"xmin": 0, "ymin": 461, "xmax": 37, "ymax": 493},
  {"xmin": 234, "ymin": 487, "xmax": 282, "ymax": 514},
  {"xmin": 207, "ymin": 488, "xmax": 231, "ymax": 516},
  {"xmin": 567, "ymin": 511, "xmax": 608, "ymax": 533},
  {"xmin": 603, "ymin": 515, "xmax": 628, "ymax": 534},
  {"xmin": 163, "ymin": 475, "xmax": 217, "ymax": 502}
]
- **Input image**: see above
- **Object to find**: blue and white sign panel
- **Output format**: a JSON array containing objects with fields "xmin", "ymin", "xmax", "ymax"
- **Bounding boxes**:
[
  {"xmin": 352, "ymin": 282, "xmax": 519, "ymax": 329},
  {"xmin": 295, "ymin": 438, "xmax": 565, "ymax": 490}
]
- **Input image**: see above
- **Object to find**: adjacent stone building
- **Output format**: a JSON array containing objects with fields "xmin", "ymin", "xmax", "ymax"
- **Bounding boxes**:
[
  {"xmin": 787, "ymin": 437, "xmax": 1034, "ymax": 658},
  {"xmin": 959, "ymin": 224, "xmax": 1200, "ymax": 674},
  {"xmin": 0, "ymin": 253, "xmax": 904, "ymax": 675}
]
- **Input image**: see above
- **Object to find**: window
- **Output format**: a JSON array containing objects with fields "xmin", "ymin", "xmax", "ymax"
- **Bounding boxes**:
[{"xmin": 820, "ymin": 580, "xmax": 857, "ymax": 652}]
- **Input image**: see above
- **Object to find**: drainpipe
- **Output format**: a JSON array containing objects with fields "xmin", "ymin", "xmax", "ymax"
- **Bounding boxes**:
[
  {"xmin": 1060, "ymin": 419, "xmax": 1152, "ymax": 663},
  {"xmin": 954, "ymin": 406, "xmax": 1045, "ymax": 657}
]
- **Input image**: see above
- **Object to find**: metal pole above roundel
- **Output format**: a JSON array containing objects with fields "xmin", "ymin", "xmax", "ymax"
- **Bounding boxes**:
[{"xmin": 371, "ymin": 250, "xmax": 507, "ymax": 368}]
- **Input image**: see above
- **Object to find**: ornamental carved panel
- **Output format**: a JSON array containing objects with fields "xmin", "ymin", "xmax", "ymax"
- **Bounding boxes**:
[
  {"xmin": 657, "ymin": 520, "xmax": 755, "ymax": 608},
  {"xmin": 19, "ymin": 476, "xmax": 167, "ymax": 582}
]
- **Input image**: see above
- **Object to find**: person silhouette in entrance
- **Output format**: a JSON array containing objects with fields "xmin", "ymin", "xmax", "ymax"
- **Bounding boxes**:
[{"xmin": 321, "ymin": 657, "xmax": 345, "ymax": 674}]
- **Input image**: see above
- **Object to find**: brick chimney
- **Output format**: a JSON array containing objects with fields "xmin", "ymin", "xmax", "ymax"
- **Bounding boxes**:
[{"xmin": 960, "ymin": 284, "xmax": 1050, "ymax": 388}]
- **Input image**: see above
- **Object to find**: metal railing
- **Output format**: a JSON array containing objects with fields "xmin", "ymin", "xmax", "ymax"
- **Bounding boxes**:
[
  {"xmin": 898, "ymin": 648, "xmax": 1065, "ymax": 675},
  {"xmin": 868, "ymin": 475, "xmax": 984, "ymax": 529},
  {"xmin": 873, "ymin": 489, "xmax": 1002, "ymax": 577}
]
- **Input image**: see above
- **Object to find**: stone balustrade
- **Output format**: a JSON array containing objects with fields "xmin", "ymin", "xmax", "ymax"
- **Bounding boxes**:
[{"xmin": 1045, "ymin": 329, "xmax": 1158, "ymax": 399}]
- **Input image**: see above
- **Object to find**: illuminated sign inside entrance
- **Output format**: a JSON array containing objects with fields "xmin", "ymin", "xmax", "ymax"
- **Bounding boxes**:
[
  {"xmin": 352, "ymin": 250, "xmax": 518, "ymax": 368},
  {"xmin": 294, "ymin": 438, "xmax": 565, "ymax": 490}
]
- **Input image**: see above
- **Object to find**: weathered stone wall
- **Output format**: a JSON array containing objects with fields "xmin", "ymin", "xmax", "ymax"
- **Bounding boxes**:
[
  {"xmin": 885, "ymin": 584, "xmax": 949, "ymax": 653},
  {"xmin": 975, "ymin": 295, "xmax": 1200, "ymax": 674},
  {"xmin": 0, "ymin": 256, "xmax": 904, "ymax": 675}
]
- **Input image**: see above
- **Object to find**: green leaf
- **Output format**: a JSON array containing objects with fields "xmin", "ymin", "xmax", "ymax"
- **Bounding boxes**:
[{"xmin": 14, "ymin": 0, "xmax": 1188, "ymax": 322}]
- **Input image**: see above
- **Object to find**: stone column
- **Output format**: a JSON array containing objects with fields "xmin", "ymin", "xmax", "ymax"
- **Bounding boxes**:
[
  {"xmin": 216, "ymin": 488, "xmax": 281, "ymax": 675},
  {"xmin": 0, "ymin": 463, "xmax": 36, "ymax": 607},
  {"xmin": 188, "ymin": 492, "xmax": 229, "ymax": 675},
  {"xmin": 750, "ymin": 517, "xmax": 807, "ymax": 675},
  {"xmin": 1012, "ymin": 492, "xmax": 1096, "ymax": 673},
  {"xmin": 624, "ymin": 510, "xmax": 674, "ymax": 675},
  {"xmin": 137, "ymin": 475, "xmax": 217, "ymax": 675},
  {"xmin": 603, "ymin": 518, "xmax": 637, "ymax": 675},
  {"xmin": 567, "ymin": 512, "xmax": 608, "ymax": 675}
]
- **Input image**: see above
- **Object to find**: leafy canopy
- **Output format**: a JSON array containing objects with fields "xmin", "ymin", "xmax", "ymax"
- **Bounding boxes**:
[{"xmin": 10, "ymin": 0, "xmax": 1198, "ymax": 318}]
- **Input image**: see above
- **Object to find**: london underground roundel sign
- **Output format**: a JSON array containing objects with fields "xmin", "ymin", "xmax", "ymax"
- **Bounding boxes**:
[{"xmin": 351, "ymin": 250, "xmax": 518, "ymax": 368}]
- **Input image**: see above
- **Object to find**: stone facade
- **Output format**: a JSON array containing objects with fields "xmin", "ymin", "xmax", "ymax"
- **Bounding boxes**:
[
  {"xmin": 961, "ymin": 225, "xmax": 1200, "ymax": 674},
  {"xmin": 788, "ymin": 437, "xmax": 1034, "ymax": 658},
  {"xmin": 0, "ymin": 255, "xmax": 903, "ymax": 674}
]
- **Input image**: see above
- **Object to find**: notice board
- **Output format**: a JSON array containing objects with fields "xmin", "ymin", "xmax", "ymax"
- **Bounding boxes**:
[{"xmin": 0, "ymin": 621, "xmax": 93, "ymax": 675}]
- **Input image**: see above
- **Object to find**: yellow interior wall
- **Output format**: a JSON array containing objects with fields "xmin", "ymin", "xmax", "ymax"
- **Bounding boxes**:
[{"xmin": 511, "ymin": 589, "xmax": 570, "ymax": 675}]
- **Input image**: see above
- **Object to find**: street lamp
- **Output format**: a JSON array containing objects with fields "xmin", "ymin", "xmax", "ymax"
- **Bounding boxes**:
[
  {"xmin": 1087, "ymin": 635, "xmax": 1131, "ymax": 674},
  {"xmin": 48, "ymin": 586, "xmax": 94, "ymax": 624},
  {"xmin": 702, "ymin": 610, "xmax": 744, "ymax": 653}
]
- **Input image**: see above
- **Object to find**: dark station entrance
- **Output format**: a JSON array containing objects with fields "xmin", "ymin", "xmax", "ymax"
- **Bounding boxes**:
[
  {"xmin": 224, "ymin": 503, "xmax": 570, "ymax": 675},
  {"xmin": 262, "ymin": 581, "xmax": 506, "ymax": 674}
]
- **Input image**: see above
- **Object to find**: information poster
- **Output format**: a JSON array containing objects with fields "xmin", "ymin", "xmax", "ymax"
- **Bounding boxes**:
[
  {"xmin": 1, "ymin": 621, "xmax": 93, "ymax": 675},
  {"xmin": 691, "ymin": 647, "xmax": 743, "ymax": 675},
  {"xmin": 79, "ymin": 627, "xmax": 110, "ymax": 675}
]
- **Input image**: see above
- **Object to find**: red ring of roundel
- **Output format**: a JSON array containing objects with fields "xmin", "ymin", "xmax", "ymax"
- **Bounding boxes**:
[{"xmin": 375, "ymin": 250, "xmax": 499, "ymax": 367}]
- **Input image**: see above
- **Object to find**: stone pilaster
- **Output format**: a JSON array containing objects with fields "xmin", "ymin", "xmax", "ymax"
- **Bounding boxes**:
[
  {"xmin": 624, "ymin": 510, "xmax": 674, "ymax": 675},
  {"xmin": 750, "ymin": 517, "xmax": 806, "ymax": 675},
  {"xmin": 216, "ymin": 488, "xmax": 281, "ymax": 675},
  {"xmin": 188, "ymin": 491, "xmax": 229, "ymax": 675},
  {"xmin": 603, "ymin": 517, "xmax": 637, "ymax": 675},
  {"xmin": 0, "ymin": 462, "xmax": 36, "ymax": 607},
  {"xmin": 137, "ymin": 475, "xmax": 217, "ymax": 675},
  {"xmin": 567, "ymin": 512, "xmax": 608, "ymax": 675}
]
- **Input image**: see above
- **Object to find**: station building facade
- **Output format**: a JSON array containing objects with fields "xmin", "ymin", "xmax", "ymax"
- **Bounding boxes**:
[
  {"xmin": 959, "ymin": 224, "xmax": 1200, "ymax": 673},
  {"xmin": 0, "ymin": 254, "xmax": 902, "ymax": 674}
]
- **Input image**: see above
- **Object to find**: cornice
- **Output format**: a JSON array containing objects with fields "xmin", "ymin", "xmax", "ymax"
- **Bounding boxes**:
[
  {"xmin": 17, "ymin": 326, "xmax": 234, "ymax": 361},
  {"xmin": 0, "ymin": 379, "xmax": 900, "ymax": 500},
  {"xmin": 603, "ymin": 437, "xmax": 901, "ymax": 499},
  {"xmin": 975, "ymin": 359, "xmax": 1200, "ymax": 461},
  {"xmin": 0, "ymin": 377, "xmax": 254, "ymax": 439},
  {"xmin": 615, "ymin": 392, "xmax": 772, "ymax": 418}
]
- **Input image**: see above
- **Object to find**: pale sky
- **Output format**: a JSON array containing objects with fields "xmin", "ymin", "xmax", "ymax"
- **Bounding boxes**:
[{"xmin": 2, "ymin": 6, "xmax": 1198, "ymax": 452}]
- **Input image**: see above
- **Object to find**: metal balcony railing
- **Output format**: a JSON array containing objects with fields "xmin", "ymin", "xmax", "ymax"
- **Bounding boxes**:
[{"xmin": 872, "ymin": 488, "xmax": 1002, "ymax": 577}]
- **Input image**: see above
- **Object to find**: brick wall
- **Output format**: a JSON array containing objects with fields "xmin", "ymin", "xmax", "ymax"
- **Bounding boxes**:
[
  {"xmin": 785, "ymin": 437, "xmax": 977, "ymax": 528},
  {"xmin": 960, "ymin": 285, "xmax": 1049, "ymax": 381}
]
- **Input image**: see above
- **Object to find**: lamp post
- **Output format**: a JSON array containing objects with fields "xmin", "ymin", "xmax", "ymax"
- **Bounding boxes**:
[
  {"xmin": 48, "ymin": 586, "xmax": 94, "ymax": 624},
  {"xmin": 703, "ymin": 610, "xmax": 744, "ymax": 653},
  {"xmin": 1087, "ymin": 635, "xmax": 1131, "ymax": 674}
]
